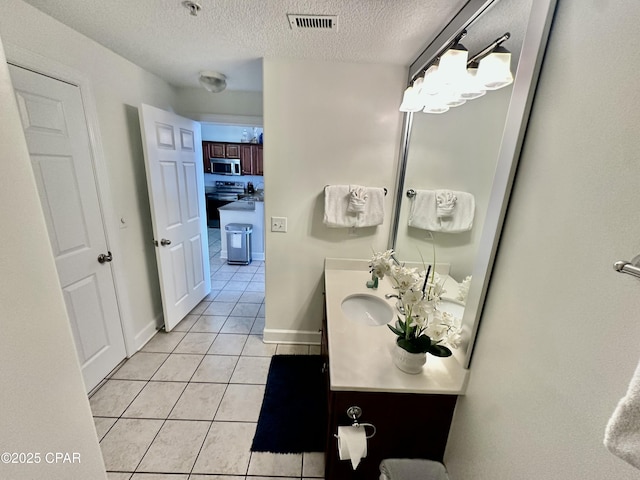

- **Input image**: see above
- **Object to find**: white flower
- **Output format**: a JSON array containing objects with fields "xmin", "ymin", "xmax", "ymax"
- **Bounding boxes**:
[
  {"xmin": 391, "ymin": 265, "xmax": 420, "ymax": 293},
  {"xmin": 370, "ymin": 249, "xmax": 395, "ymax": 279}
]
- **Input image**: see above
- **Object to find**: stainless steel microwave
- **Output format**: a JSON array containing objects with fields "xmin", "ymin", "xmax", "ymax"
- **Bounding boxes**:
[{"xmin": 210, "ymin": 157, "xmax": 241, "ymax": 176}]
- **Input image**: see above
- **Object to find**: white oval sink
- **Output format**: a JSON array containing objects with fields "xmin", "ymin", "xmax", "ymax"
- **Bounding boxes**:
[{"xmin": 341, "ymin": 293, "xmax": 394, "ymax": 326}]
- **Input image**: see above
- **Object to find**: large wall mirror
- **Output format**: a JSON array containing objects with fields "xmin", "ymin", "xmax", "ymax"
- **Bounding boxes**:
[{"xmin": 389, "ymin": 0, "xmax": 557, "ymax": 368}]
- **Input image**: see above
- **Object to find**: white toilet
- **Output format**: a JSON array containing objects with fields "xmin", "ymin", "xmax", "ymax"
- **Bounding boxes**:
[{"xmin": 379, "ymin": 459, "xmax": 450, "ymax": 480}]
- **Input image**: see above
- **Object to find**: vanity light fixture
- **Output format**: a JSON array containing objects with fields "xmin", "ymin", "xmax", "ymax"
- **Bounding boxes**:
[{"xmin": 399, "ymin": 31, "xmax": 513, "ymax": 114}]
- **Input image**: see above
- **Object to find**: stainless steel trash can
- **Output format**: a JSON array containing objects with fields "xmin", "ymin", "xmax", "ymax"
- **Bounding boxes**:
[{"xmin": 225, "ymin": 223, "xmax": 252, "ymax": 265}]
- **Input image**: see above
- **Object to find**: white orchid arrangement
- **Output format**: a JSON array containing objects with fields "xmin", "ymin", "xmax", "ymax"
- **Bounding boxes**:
[{"xmin": 369, "ymin": 249, "xmax": 462, "ymax": 357}]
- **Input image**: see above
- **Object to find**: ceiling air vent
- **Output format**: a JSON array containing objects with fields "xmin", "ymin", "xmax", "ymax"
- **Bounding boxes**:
[{"xmin": 287, "ymin": 14, "xmax": 338, "ymax": 31}]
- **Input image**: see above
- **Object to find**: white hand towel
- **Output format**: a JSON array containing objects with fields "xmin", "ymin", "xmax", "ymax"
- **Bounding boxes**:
[
  {"xmin": 439, "ymin": 191, "xmax": 475, "ymax": 233},
  {"xmin": 355, "ymin": 187, "xmax": 385, "ymax": 227},
  {"xmin": 347, "ymin": 185, "xmax": 368, "ymax": 214},
  {"xmin": 408, "ymin": 189, "xmax": 440, "ymax": 231},
  {"xmin": 323, "ymin": 185, "xmax": 355, "ymax": 228},
  {"xmin": 436, "ymin": 190, "xmax": 457, "ymax": 217},
  {"xmin": 605, "ymin": 359, "xmax": 640, "ymax": 469}
]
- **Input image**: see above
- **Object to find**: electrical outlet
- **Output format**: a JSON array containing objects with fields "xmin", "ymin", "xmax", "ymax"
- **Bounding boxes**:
[{"xmin": 271, "ymin": 216, "xmax": 288, "ymax": 233}]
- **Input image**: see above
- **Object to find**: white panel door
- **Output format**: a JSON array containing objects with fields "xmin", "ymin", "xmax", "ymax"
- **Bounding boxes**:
[
  {"xmin": 9, "ymin": 64, "xmax": 126, "ymax": 392},
  {"xmin": 139, "ymin": 104, "xmax": 210, "ymax": 331}
]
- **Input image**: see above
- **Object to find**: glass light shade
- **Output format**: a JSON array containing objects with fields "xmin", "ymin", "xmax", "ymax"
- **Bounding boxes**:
[
  {"xmin": 459, "ymin": 63, "xmax": 487, "ymax": 100},
  {"xmin": 399, "ymin": 86, "xmax": 423, "ymax": 112},
  {"xmin": 437, "ymin": 44, "xmax": 469, "ymax": 86},
  {"xmin": 422, "ymin": 94, "xmax": 450, "ymax": 114},
  {"xmin": 420, "ymin": 65, "xmax": 440, "ymax": 96},
  {"xmin": 477, "ymin": 46, "xmax": 513, "ymax": 90}
]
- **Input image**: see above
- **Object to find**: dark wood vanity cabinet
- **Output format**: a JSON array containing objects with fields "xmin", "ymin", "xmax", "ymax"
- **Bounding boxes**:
[{"xmin": 321, "ymin": 316, "xmax": 457, "ymax": 480}]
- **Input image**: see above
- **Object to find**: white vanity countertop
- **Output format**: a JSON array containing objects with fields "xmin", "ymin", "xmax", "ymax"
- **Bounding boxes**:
[{"xmin": 324, "ymin": 258, "xmax": 469, "ymax": 395}]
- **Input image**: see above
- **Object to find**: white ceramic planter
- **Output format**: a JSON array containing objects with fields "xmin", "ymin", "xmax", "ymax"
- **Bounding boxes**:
[{"xmin": 392, "ymin": 342, "xmax": 426, "ymax": 374}]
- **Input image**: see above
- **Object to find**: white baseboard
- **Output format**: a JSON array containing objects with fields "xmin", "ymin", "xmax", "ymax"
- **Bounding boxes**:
[
  {"xmin": 133, "ymin": 314, "xmax": 163, "ymax": 353},
  {"xmin": 263, "ymin": 328, "xmax": 321, "ymax": 345}
]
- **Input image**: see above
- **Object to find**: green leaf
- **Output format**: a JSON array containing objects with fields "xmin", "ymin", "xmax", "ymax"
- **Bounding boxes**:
[
  {"xmin": 413, "ymin": 335, "xmax": 432, "ymax": 353},
  {"xmin": 397, "ymin": 338, "xmax": 423, "ymax": 354},
  {"xmin": 388, "ymin": 324, "xmax": 404, "ymax": 336},
  {"xmin": 427, "ymin": 344, "xmax": 452, "ymax": 357}
]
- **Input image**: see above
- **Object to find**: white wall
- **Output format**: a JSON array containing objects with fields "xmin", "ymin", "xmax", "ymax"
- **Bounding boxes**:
[
  {"xmin": 445, "ymin": 2, "xmax": 640, "ymax": 478},
  {"xmin": 175, "ymin": 86, "xmax": 263, "ymax": 122},
  {"xmin": 262, "ymin": 58, "xmax": 405, "ymax": 342},
  {"xmin": 0, "ymin": 37, "xmax": 106, "ymax": 480},
  {"xmin": 0, "ymin": 0, "xmax": 179, "ymax": 349}
]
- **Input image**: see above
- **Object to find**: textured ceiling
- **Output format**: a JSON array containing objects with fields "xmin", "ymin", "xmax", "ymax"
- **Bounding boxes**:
[{"xmin": 19, "ymin": 0, "xmax": 472, "ymax": 91}]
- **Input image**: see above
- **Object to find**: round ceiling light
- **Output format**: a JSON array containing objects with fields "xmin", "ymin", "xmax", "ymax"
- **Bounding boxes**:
[{"xmin": 199, "ymin": 71, "xmax": 227, "ymax": 93}]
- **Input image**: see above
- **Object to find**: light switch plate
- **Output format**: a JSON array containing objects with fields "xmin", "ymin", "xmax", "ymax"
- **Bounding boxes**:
[{"xmin": 271, "ymin": 216, "xmax": 287, "ymax": 233}]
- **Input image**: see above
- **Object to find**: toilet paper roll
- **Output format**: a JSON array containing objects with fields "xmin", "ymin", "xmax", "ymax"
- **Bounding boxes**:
[
  {"xmin": 231, "ymin": 232, "xmax": 242, "ymax": 249},
  {"xmin": 337, "ymin": 426, "xmax": 367, "ymax": 469}
]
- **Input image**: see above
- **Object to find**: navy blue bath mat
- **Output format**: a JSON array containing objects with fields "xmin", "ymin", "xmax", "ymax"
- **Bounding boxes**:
[{"xmin": 251, "ymin": 354, "xmax": 327, "ymax": 453}]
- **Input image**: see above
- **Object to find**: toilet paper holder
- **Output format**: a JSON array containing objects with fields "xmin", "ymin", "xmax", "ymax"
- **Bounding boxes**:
[{"xmin": 334, "ymin": 406, "xmax": 377, "ymax": 439}]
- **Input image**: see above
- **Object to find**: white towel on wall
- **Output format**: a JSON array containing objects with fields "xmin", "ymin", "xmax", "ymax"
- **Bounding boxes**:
[
  {"xmin": 439, "ymin": 190, "xmax": 474, "ymax": 233},
  {"xmin": 604, "ymin": 359, "xmax": 640, "ymax": 469},
  {"xmin": 408, "ymin": 190, "xmax": 440, "ymax": 231},
  {"xmin": 347, "ymin": 185, "xmax": 368, "ymax": 214},
  {"xmin": 323, "ymin": 185, "xmax": 354, "ymax": 228},
  {"xmin": 408, "ymin": 189, "xmax": 474, "ymax": 233},
  {"xmin": 355, "ymin": 187, "xmax": 385, "ymax": 227}
]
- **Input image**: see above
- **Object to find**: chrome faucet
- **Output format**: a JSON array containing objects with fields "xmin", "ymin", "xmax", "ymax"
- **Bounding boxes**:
[{"xmin": 384, "ymin": 294, "xmax": 405, "ymax": 314}]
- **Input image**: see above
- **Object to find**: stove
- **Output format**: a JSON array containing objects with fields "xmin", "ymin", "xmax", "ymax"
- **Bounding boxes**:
[
  {"xmin": 208, "ymin": 181, "xmax": 245, "ymax": 201},
  {"xmin": 206, "ymin": 181, "xmax": 245, "ymax": 227}
]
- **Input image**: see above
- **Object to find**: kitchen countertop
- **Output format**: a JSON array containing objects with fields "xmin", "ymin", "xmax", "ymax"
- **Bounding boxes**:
[
  {"xmin": 218, "ymin": 200, "xmax": 256, "ymax": 211},
  {"xmin": 324, "ymin": 258, "xmax": 469, "ymax": 395}
]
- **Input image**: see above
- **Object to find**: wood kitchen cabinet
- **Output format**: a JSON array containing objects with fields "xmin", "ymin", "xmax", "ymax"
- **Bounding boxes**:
[
  {"xmin": 240, "ymin": 144, "xmax": 264, "ymax": 176},
  {"xmin": 202, "ymin": 141, "xmax": 263, "ymax": 176}
]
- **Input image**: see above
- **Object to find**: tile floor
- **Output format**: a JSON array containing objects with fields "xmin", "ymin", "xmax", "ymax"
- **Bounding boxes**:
[{"xmin": 92, "ymin": 228, "xmax": 324, "ymax": 480}]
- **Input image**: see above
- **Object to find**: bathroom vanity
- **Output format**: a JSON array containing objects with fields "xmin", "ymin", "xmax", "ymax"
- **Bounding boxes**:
[{"xmin": 323, "ymin": 259, "xmax": 469, "ymax": 479}]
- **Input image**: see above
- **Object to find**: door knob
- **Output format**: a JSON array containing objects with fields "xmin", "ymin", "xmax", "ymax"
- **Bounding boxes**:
[
  {"xmin": 160, "ymin": 238, "xmax": 172, "ymax": 246},
  {"xmin": 97, "ymin": 251, "xmax": 113, "ymax": 263}
]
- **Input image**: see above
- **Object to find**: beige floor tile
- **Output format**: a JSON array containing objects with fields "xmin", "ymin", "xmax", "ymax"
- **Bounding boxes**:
[
  {"xmin": 189, "ymin": 300, "xmax": 211, "ymax": 315},
  {"xmin": 122, "ymin": 381, "xmax": 187, "ymax": 419},
  {"xmin": 191, "ymin": 422, "xmax": 255, "ymax": 475},
  {"xmin": 247, "ymin": 452, "xmax": 302, "ymax": 477},
  {"xmin": 251, "ymin": 317, "xmax": 265, "ymax": 334},
  {"xmin": 172, "ymin": 314, "xmax": 199, "ymax": 332},
  {"xmin": 229, "ymin": 356, "xmax": 271, "ymax": 384},
  {"xmin": 93, "ymin": 416, "xmax": 117, "ymax": 441},
  {"xmin": 203, "ymin": 301, "xmax": 236, "ymax": 316},
  {"xmin": 230, "ymin": 303, "xmax": 260, "ymax": 317},
  {"xmin": 106, "ymin": 473, "xmax": 132, "ymax": 480},
  {"xmin": 245, "ymin": 281, "xmax": 265, "ymax": 292},
  {"xmin": 174, "ymin": 332, "xmax": 217, "ymax": 354},
  {"xmin": 130, "ymin": 474, "xmax": 187, "ymax": 479},
  {"xmin": 151, "ymin": 354, "xmax": 203, "ymax": 382},
  {"xmin": 89, "ymin": 380, "xmax": 146, "ymax": 417},
  {"xmin": 215, "ymin": 384, "xmax": 265, "ymax": 422},
  {"xmin": 238, "ymin": 291, "xmax": 264, "ymax": 303},
  {"xmin": 111, "ymin": 353, "xmax": 169, "ymax": 380},
  {"xmin": 169, "ymin": 383, "xmax": 226, "ymax": 420},
  {"xmin": 141, "ymin": 331, "xmax": 186, "ymax": 353},
  {"xmin": 191, "ymin": 315, "xmax": 227, "ymax": 333},
  {"xmin": 241, "ymin": 335, "xmax": 276, "ymax": 356},
  {"xmin": 137, "ymin": 420, "xmax": 210, "ymax": 473},
  {"xmin": 213, "ymin": 290, "xmax": 242, "ymax": 302},
  {"xmin": 208, "ymin": 334, "xmax": 248, "ymax": 355},
  {"xmin": 302, "ymin": 451, "xmax": 325, "ymax": 477},
  {"xmin": 220, "ymin": 316, "xmax": 255, "ymax": 334},
  {"xmin": 188, "ymin": 476, "xmax": 243, "ymax": 480},
  {"xmin": 257, "ymin": 304, "xmax": 266, "ymax": 318},
  {"xmin": 191, "ymin": 355, "xmax": 238, "ymax": 383},
  {"xmin": 100, "ymin": 418, "xmax": 163, "ymax": 471},
  {"xmin": 276, "ymin": 344, "xmax": 310, "ymax": 355}
]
